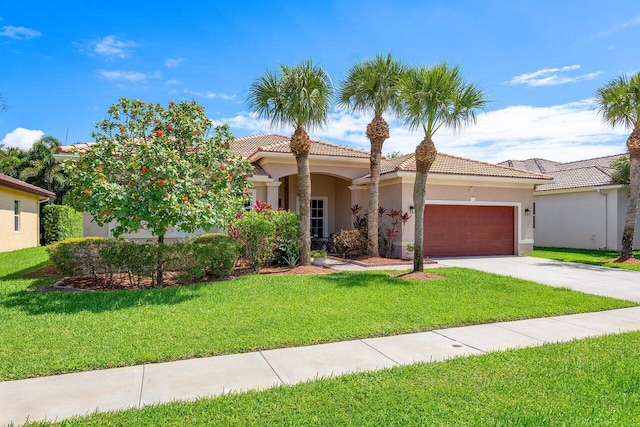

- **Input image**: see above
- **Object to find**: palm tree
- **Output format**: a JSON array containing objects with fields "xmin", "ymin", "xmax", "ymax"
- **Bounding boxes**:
[
  {"xmin": 248, "ymin": 60, "xmax": 333, "ymax": 265},
  {"xmin": 20, "ymin": 136, "xmax": 67, "ymax": 202},
  {"xmin": 0, "ymin": 144, "xmax": 27, "ymax": 178},
  {"xmin": 611, "ymin": 154, "xmax": 630, "ymax": 185},
  {"xmin": 596, "ymin": 72, "xmax": 640, "ymax": 260},
  {"xmin": 399, "ymin": 64, "xmax": 487, "ymax": 272},
  {"xmin": 338, "ymin": 53, "xmax": 406, "ymax": 256}
]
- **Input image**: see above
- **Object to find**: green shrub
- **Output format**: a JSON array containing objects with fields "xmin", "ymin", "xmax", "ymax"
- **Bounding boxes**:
[
  {"xmin": 333, "ymin": 229, "xmax": 367, "ymax": 257},
  {"xmin": 190, "ymin": 233, "xmax": 239, "ymax": 277},
  {"xmin": 47, "ymin": 237, "xmax": 118, "ymax": 276},
  {"xmin": 231, "ymin": 211, "xmax": 276, "ymax": 271},
  {"xmin": 42, "ymin": 205, "xmax": 83, "ymax": 245},
  {"xmin": 100, "ymin": 240, "xmax": 157, "ymax": 285},
  {"xmin": 266, "ymin": 210, "xmax": 300, "ymax": 266}
]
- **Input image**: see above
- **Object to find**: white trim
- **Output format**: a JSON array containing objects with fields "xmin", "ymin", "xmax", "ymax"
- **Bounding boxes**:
[
  {"xmin": 535, "ymin": 184, "xmax": 626, "ymax": 196},
  {"xmin": 425, "ymin": 199, "xmax": 530, "ymax": 245}
]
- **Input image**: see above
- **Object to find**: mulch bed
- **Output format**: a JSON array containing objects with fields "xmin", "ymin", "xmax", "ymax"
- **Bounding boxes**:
[
  {"xmin": 21, "ymin": 265, "xmax": 59, "ymax": 278},
  {"xmin": 24, "ymin": 255, "xmax": 440, "ymax": 292},
  {"xmin": 605, "ymin": 257, "xmax": 640, "ymax": 265},
  {"xmin": 341, "ymin": 255, "xmax": 436, "ymax": 267}
]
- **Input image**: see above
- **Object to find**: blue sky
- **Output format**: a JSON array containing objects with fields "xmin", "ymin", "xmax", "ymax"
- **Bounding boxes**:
[{"xmin": 1, "ymin": 0, "xmax": 639, "ymax": 163}]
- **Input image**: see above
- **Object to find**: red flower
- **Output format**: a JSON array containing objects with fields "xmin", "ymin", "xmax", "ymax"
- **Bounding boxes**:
[
  {"xmin": 183, "ymin": 196, "xmax": 189, "ymax": 202},
  {"xmin": 155, "ymin": 130, "xmax": 164, "ymax": 137},
  {"xmin": 158, "ymin": 179, "xmax": 165, "ymax": 186},
  {"xmin": 140, "ymin": 166, "xmax": 148, "ymax": 174}
]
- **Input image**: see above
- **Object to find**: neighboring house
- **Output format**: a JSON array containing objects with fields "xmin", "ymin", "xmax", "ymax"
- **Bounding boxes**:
[
  {"xmin": 56, "ymin": 134, "xmax": 551, "ymax": 257},
  {"xmin": 0, "ymin": 173, "xmax": 55, "ymax": 252},
  {"xmin": 499, "ymin": 154, "xmax": 638, "ymax": 251}
]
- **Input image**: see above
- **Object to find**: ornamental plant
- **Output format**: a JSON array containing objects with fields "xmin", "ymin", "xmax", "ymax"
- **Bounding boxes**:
[{"xmin": 65, "ymin": 98, "xmax": 253, "ymax": 286}]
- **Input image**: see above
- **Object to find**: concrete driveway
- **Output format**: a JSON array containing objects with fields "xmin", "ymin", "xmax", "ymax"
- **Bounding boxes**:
[{"xmin": 435, "ymin": 256, "xmax": 640, "ymax": 303}]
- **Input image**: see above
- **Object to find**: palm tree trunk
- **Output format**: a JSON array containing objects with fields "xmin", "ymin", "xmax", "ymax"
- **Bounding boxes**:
[
  {"xmin": 620, "ymin": 127, "xmax": 640, "ymax": 260},
  {"xmin": 366, "ymin": 114, "xmax": 390, "ymax": 256},
  {"xmin": 291, "ymin": 126, "xmax": 312, "ymax": 266},
  {"xmin": 413, "ymin": 136, "xmax": 437, "ymax": 272}
]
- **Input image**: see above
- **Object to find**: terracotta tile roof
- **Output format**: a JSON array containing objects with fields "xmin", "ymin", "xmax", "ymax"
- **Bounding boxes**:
[
  {"xmin": 233, "ymin": 134, "xmax": 370, "ymax": 159},
  {"xmin": 379, "ymin": 153, "xmax": 552, "ymax": 180},
  {"xmin": 499, "ymin": 153, "xmax": 626, "ymax": 191},
  {"xmin": 250, "ymin": 163, "xmax": 270, "ymax": 177},
  {"xmin": 0, "ymin": 173, "xmax": 56, "ymax": 198},
  {"xmin": 56, "ymin": 143, "xmax": 92, "ymax": 154}
]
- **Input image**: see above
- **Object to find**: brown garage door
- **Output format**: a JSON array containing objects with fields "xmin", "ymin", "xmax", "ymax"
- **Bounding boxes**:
[{"xmin": 423, "ymin": 205, "xmax": 514, "ymax": 257}]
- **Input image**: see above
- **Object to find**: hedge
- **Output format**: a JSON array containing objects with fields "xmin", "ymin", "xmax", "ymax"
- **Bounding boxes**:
[{"xmin": 42, "ymin": 204, "xmax": 83, "ymax": 245}]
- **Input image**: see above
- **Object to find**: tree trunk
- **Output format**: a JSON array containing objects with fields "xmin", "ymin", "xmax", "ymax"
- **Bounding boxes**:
[
  {"xmin": 156, "ymin": 234, "xmax": 164, "ymax": 288},
  {"xmin": 620, "ymin": 127, "xmax": 640, "ymax": 260},
  {"xmin": 413, "ymin": 136, "xmax": 437, "ymax": 272},
  {"xmin": 291, "ymin": 126, "xmax": 312, "ymax": 266},
  {"xmin": 366, "ymin": 114, "xmax": 390, "ymax": 256}
]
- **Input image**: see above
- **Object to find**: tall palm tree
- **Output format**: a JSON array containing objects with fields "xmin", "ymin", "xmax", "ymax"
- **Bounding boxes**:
[
  {"xmin": 248, "ymin": 60, "xmax": 333, "ymax": 265},
  {"xmin": 399, "ymin": 64, "xmax": 487, "ymax": 272},
  {"xmin": 596, "ymin": 72, "xmax": 640, "ymax": 260},
  {"xmin": 338, "ymin": 53, "xmax": 406, "ymax": 256},
  {"xmin": 20, "ymin": 135, "xmax": 67, "ymax": 202}
]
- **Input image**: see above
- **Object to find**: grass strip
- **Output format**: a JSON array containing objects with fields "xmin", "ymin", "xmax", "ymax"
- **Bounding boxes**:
[{"xmin": 530, "ymin": 246, "xmax": 640, "ymax": 272}]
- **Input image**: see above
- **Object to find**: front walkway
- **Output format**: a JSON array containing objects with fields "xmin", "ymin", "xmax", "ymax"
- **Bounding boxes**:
[{"xmin": 3, "ymin": 306, "xmax": 640, "ymax": 426}]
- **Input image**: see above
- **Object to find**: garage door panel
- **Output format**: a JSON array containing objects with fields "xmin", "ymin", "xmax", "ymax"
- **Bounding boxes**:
[{"xmin": 424, "ymin": 205, "xmax": 514, "ymax": 257}]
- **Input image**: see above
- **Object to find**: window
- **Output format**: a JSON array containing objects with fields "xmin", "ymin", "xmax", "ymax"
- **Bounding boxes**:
[
  {"xmin": 533, "ymin": 202, "xmax": 536, "ymax": 229},
  {"xmin": 14, "ymin": 200, "xmax": 20, "ymax": 232},
  {"xmin": 310, "ymin": 198, "xmax": 325, "ymax": 237}
]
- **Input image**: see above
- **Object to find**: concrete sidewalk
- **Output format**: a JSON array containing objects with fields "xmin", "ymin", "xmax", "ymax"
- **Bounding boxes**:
[{"xmin": 2, "ymin": 306, "xmax": 640, "ymax": 426}]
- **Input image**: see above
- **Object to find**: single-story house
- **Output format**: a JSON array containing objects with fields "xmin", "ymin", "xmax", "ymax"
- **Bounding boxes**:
[
  {"xmin": 499, "ymin": 154, "xmax": 639, "ymax": 251},
  {"xmin": 0, "ymin": 173, "xmax": 55, "ymax": 252},
  {"xmin": 56, "ymin": 134, "xmax": 552, "ymax": 257}
]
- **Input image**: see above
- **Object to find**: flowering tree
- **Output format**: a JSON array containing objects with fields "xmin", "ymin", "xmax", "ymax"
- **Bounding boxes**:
[{"xmin": 65, "ymin": 98, "xmax": 253, "ymax": 286}]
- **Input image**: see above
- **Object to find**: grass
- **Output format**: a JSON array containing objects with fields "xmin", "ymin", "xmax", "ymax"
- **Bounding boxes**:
[
  {"xmin": 26, "ymin": 331, "xmax": 640, "ymax": 426},
  {"xmin": 0, "ymin": 247, "xmax": 636, "ymax": 381},
  {"xmin": 529, "ymin": 246, "xmax": 640, "ymax": 272}
]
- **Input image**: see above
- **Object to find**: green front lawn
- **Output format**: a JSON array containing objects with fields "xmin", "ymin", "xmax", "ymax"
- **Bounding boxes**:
[
  {"xmin": 27, "ymin": 331, "xmax": 640, "ymax": 426},
  {"xmin": 529, "ymin": 247, "xmax": 640, "ymax": 272},
  {"xmin": 0, "ymin": 247, "xmax": 636, "ymax": 381}
]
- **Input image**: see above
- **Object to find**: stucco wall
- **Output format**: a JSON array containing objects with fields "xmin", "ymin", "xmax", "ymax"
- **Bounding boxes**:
[
  {"xmin": 534, "ymin": 187, "xmax": 639, "ymax": 251},
  {"xmin": 376, "ymin": 178, "xmax": 535, "ymax": 256},
  {"xmin": 278, "ymin": 173, "xmax": 352, "ymax": 237},
  {"xmin": 0, "ymin": 186, "xmax": 42, "ymax": 252}
]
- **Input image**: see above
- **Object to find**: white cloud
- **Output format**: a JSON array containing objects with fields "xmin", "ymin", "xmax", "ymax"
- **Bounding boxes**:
[
  {"xmin": 0, "ymin": 25, "xmax": 41, "ymax": 39},
  {"xmin": 98, "ymin": 70, "xmax": 151, "ymax": 83},
  {"xmin": 164, "ymin": 58, "xmax": 184, "ymax": 68},
  {"xmin": 218, "ymin": 99, "xmax": 629, "ymax": 164},
  {"xmin": 1, "ymin": 128, "xmax": 44, "ymax": 150},
  {"xmin": 505, "ymin": 65, "xmax": 604, "ymax": 87},
  {"xmin": 165, "ymin": 79, "xmax": 181, "ymax": 86},
  {"xmin": 93, "ymin": 35, "xmax": 137, "ymax": 58},
  {"xmin": 597, "ymin": 14, "xmax": 640, "ymax": 38},
  {"xmin": 184, "ymin": 89, "xmax": 236, "ymax": 101}
]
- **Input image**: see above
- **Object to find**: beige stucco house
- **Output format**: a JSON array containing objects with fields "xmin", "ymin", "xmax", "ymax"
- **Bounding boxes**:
[
  {"xmin": 57, "ymin": 134, "xmax": 552, "ymax": 257},
  {"xmin": 0, "ymin": 173, "xmax": 55, "ymax": 252},
  {"xmin": 500, "ymin": 154, "xmax": 638, "ymax": 251}
]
